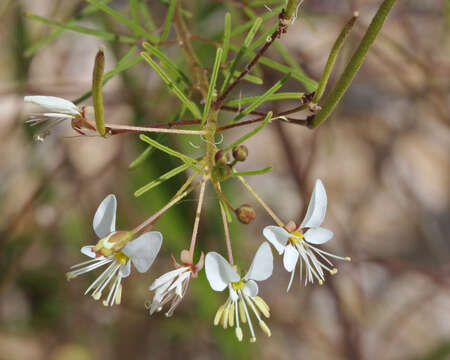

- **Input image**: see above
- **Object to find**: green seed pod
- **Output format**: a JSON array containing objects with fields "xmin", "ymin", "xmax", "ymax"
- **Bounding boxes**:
[{"xmin": 232, "ymin": 145, "xmax": 248, "ymax": 162}]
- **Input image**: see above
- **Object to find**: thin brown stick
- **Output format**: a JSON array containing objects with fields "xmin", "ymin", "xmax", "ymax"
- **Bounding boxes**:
[
  {"xmin": 189, "ymin": 177, "xmax": 207, "ymax": 255},
  {"xmin": 212, "ymin": 10, "xmax": 289, "ymax": 109},
  {"xmin": 219, "ymin": 196, "xmax": 233, "ymax": 265}
]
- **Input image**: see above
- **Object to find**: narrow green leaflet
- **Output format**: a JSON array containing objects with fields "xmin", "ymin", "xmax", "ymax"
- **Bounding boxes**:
[
  {"xmin": 24, "ymin": 0, "xmax": 113, "ymax": 57},
  {"xmin": 223, "ymin": 112, "xmax": 273, "ymax": 152},
  {"xmin": 87, "ymin": 0, "xmax": 157, "ymax": 43},
  {"xmin": 160, "ymin": 0, "xmax": 177, "ymax": 42},
  {"xmin": 202, "ymin": 48, "xmax": 223, "ymax": 125},
  {"xmin": 230, "ymin": 6, "xmax": 283, "ymax": 37},
  {"xmin": 226, "ymin": 92, "xmax": 303, "ymax": 106},
  {"xmin": 140, "ymin": 135, "xmax": 203, "ymax": 172},
  {"xmin": 229, "ymin": 43, "xmax": 317, "ymax": 92},
  {"xmin": 231, "ymin": 166, "xmax": 273, "ymax": 177},
  {"xmin": 141, "ymin": 53, "xmax": 201, "ymax": 119},
  {"xmin": 273, "ymin": 42, "xmax": 305, "ymax": 75},
  {"xmin": 231, "ymin": 73, "xmax": 290, "ymax": 123},
  {"xmin": 221, "ymin": 17, "xmax": 263, "ymax": 93},
  {"xmin": 142, "ymin": 42, "xmax": 191, "ymax": 87},
  {"xmin": 222, "ymin": 12, "xmax": 231, "ymax": 65},
  {"xmin": 25, "ymin": 13, "xmax": 136, "ymax": 44},
  {"xmin": 140, "ymin": 1, "xmax": 158, "ymax": 34},
  {"xmin": 135, "ymin": 163, "xmax": 190, "ymax": 197}
]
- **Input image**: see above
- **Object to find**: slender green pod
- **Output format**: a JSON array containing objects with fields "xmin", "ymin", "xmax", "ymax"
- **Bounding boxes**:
[
  {"xmin": 313, "ymin": 12, "xmax": 359, "ymax": 103},
  {"xmin": 92, "ymin": 47, "xmax": 106, "ymax": 136},
  {"xmin": 310, "ymin": 0, "xmax": 398, "ymax": 128}
]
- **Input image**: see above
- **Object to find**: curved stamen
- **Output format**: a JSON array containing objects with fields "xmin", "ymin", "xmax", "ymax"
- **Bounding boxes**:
[{"xmin": 238, "ymin": 290, "xmax": 256, "ymax": 342}]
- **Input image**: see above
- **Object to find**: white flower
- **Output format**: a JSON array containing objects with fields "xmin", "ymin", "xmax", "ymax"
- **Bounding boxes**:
[
  {"xmin": 263, "ymin": 179, "xmax": 350, "ymax": 290},
  {"xmin": 205, "ymin": 242, "xmax": 273, "ymax": 342},
  {"xmin": 24, "ymin": 95, "xmax": 95, "ymax": 140},
  {"xmin": 147, "ymin": 250, "xmax": 204, "ymax": 317},
  {"xmin": 66, "ymin": 194, "xmax": 163, "ymax": 306},
  {"xmin": 148, "ymin": 266, "xmax": 192, "ymax": 316}
]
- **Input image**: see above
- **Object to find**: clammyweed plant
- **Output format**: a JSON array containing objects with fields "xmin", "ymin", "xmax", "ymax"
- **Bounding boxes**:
[{"xmin": 23, "ymin": 0, "xmax": 398, "ymax": 343}]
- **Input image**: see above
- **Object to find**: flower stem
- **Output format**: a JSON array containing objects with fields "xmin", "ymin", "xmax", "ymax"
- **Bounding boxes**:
[
  {"xmin": 310, "ymin": 0, "xmax": 398, "ymax": 128},
  {"xmin": 133, "ymin": 180, "xmax": 201, "ymax": 234},
  {"xmin": 189, "ymin": 177, "xmax": 207, "ymax": 256},
  {"xmin": 106, "ymin": 123, "xmax": 206, "ymax": 135},
  {"xmin": 235, "ymin": 174, "xmax": 284, "ymax": 227},
  {"xmin": 219, "ymin": 200, "xmax": 233, "ymax": 265}
]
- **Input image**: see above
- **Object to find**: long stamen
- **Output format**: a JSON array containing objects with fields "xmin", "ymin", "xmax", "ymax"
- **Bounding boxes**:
[
  {"xmin": 70, "ymin": 257, "xmax": 103, "ymax": 269},
  {"xmin": 67, "ymin": 258, "xmax": 111, "ymax": 279},
  {"xmin": 238, "ymin": 291, "xmax": 256, "ymax": 342},
  {"xmin": 296, "ymin": 243, "xmax": 323, "ymax": 284},
  {"xmin": 92, "ymin": 262, "xmax": 121, "ymax": 299},
  {"xmin": 244, "ymin": 293, "xmax": 271, "ymax": 338},
  {"xmin": 113, "ymin": 276, "xmax": 123, "ymax": 305},
  {"xmin": 234, "ymin": 300, "xmax": 243, "ymax": 341},
  {"xmin": 287, "ymin": 265, "xmax": 296, "ymax": 292},
  {"xmin": 308, "ymin": 244, "xmax": 351, "ymax": 261},
  {"xmin": 104, "ymin": 274, "xmax": 121, "ymax": 306},
  {"xmin": 84, "ymin": 261, "xmax": 116, "ymax": 295}
]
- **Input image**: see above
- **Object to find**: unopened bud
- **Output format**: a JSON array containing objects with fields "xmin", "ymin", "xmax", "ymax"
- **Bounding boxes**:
[
  {"xmin": 212, "ymin": 164, "xmax": 231, "ymax": 182},
  {"xmin": 214, "ymin": 150, "xmax": 230, "ymax": 166},
  {"xmin": 235, "ymin": 204, "xmax": 256, "ymax": 224},
  {"xmin": 93, "ymin": 231, "xmax": 133, "ymax": 257},
  {"xmin": 232, "ymin": 145, "xmax": 248, "ymax": 162}
]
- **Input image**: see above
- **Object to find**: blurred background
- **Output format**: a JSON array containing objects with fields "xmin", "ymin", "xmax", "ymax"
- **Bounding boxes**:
[{"xmin": 0, "ymin": 0, "xmax": 449, "ymax": 359}]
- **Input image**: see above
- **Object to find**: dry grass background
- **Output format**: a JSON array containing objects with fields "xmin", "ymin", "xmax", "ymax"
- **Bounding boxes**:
[{"xmin": 0, "ymin": 1, "xmax": 449, "ymax": 359}]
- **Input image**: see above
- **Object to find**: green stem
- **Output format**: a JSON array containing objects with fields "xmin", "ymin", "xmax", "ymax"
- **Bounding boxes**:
[
  {"xmin": 310, "ymin": 0, "xmax": 398, "ymax": 128},
  {"xmin": 312, "ymin": 12, "xmax": 359, "ymax": 103}
]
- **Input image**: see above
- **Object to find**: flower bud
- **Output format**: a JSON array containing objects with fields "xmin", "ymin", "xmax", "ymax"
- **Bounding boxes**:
[
  {"xmin": 214, "ymin": 150, "xmax": 230, "ymax": 166},
  {"xmin": 232, "ymin": 145, "xmax": 248, "ymax": 162},
  {"xmin": 235, "ymin": 204, "xmax": 256, "ymax": 224},
  {"xmin": 212, "ymin": 164, "xmax": 231, "ymax": 182},
  {"xmin": 93, "ymin": 231, "xmax": 133, "ymax": 257}
]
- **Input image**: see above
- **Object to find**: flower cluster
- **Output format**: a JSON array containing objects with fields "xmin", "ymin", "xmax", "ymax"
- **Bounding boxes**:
[{"xmin": 58, "ymin": 170, "xmax": 348, "ymax": 341}]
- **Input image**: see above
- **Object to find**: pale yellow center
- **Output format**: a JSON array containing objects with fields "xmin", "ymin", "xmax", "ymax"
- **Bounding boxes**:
[
  {"xmin": 289, "ymin": 230, "xmax": 304, "ymax": 244},
  {"xmin": 231, "ymin": 280, "xmax": 245, "ymax": 290},
  {"xmin": 114, "ymin": 252, "xmax": 129, "ymax": 264}
]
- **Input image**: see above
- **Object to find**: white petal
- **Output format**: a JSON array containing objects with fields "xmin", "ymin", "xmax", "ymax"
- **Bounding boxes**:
[
  {"xmin": 283, "ymin": 244, "xmax": 299, "ymax": 272},
  {"xmin": 262, "ymin": 226, "xmax": 290, "ymax": 254},
  {"xmin": 205, "ymin": 252, "xmax": 240, "ymax": 292},
  {"xmin": 119, "ymin": 260, "xmax": 131, "ymax": 278},
  {"xmin": 167, "ymin": 271, "xmax": 190, "ymax": 296},
  {"xmin": 42, "ymin": 112, "xmax": 75, "ymax": 119},
  {"xmin": 304, "ymin": 227, "xmax": 334, "ymax": 244},
  {"xmin": 122, "ymin": 231, "xmax": 163, "ymax": 273},
  {"xmin": 243, "ymin": 280, "xmax": 259, "ymax": 297},
  {"xmin": 300, "ymin": 179, "xmax": 327, "ymax": 229},
  {"xmin": 24, "ymin": 96, "xmax": 80, "ymax": 115},
  {"xmin": 229, "ymin": 286, "xmax": 239, "ymax": 301},
  {"xmin": 93, "ymin": 194, "xmax": 117, "ymax": 238},
  {"xmin": 81, "ymin": 246, "xmax": 101, "ymax": 259},
  {"xmin": 149, "ymin": 267, "xmax": 187, "ymax": 291},
  {"xmin": 245, "ymin": 242, "xmax": 273, "ymax": 281}
]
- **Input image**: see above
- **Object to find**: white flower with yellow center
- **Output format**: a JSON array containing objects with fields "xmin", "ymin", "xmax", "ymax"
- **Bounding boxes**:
[
  {"xmin": 24, "ymin": 95, "xmax": 96, "ymax": 140},
  {"xmin": 66, "ymin": 194, "xmax": 163, "ymax": 306},
  {"xmin": 263, "ymin": 179, "xmax": 350, "ymax": 290},
  {"xmin": 205, "ymin": 242, "xmax": 273, "ymax": 342}
]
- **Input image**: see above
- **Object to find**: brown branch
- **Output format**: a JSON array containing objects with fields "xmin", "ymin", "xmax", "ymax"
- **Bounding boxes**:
[{"xmin": 212, "ymin": 10, "xmax": 289, "ymax": 109}]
